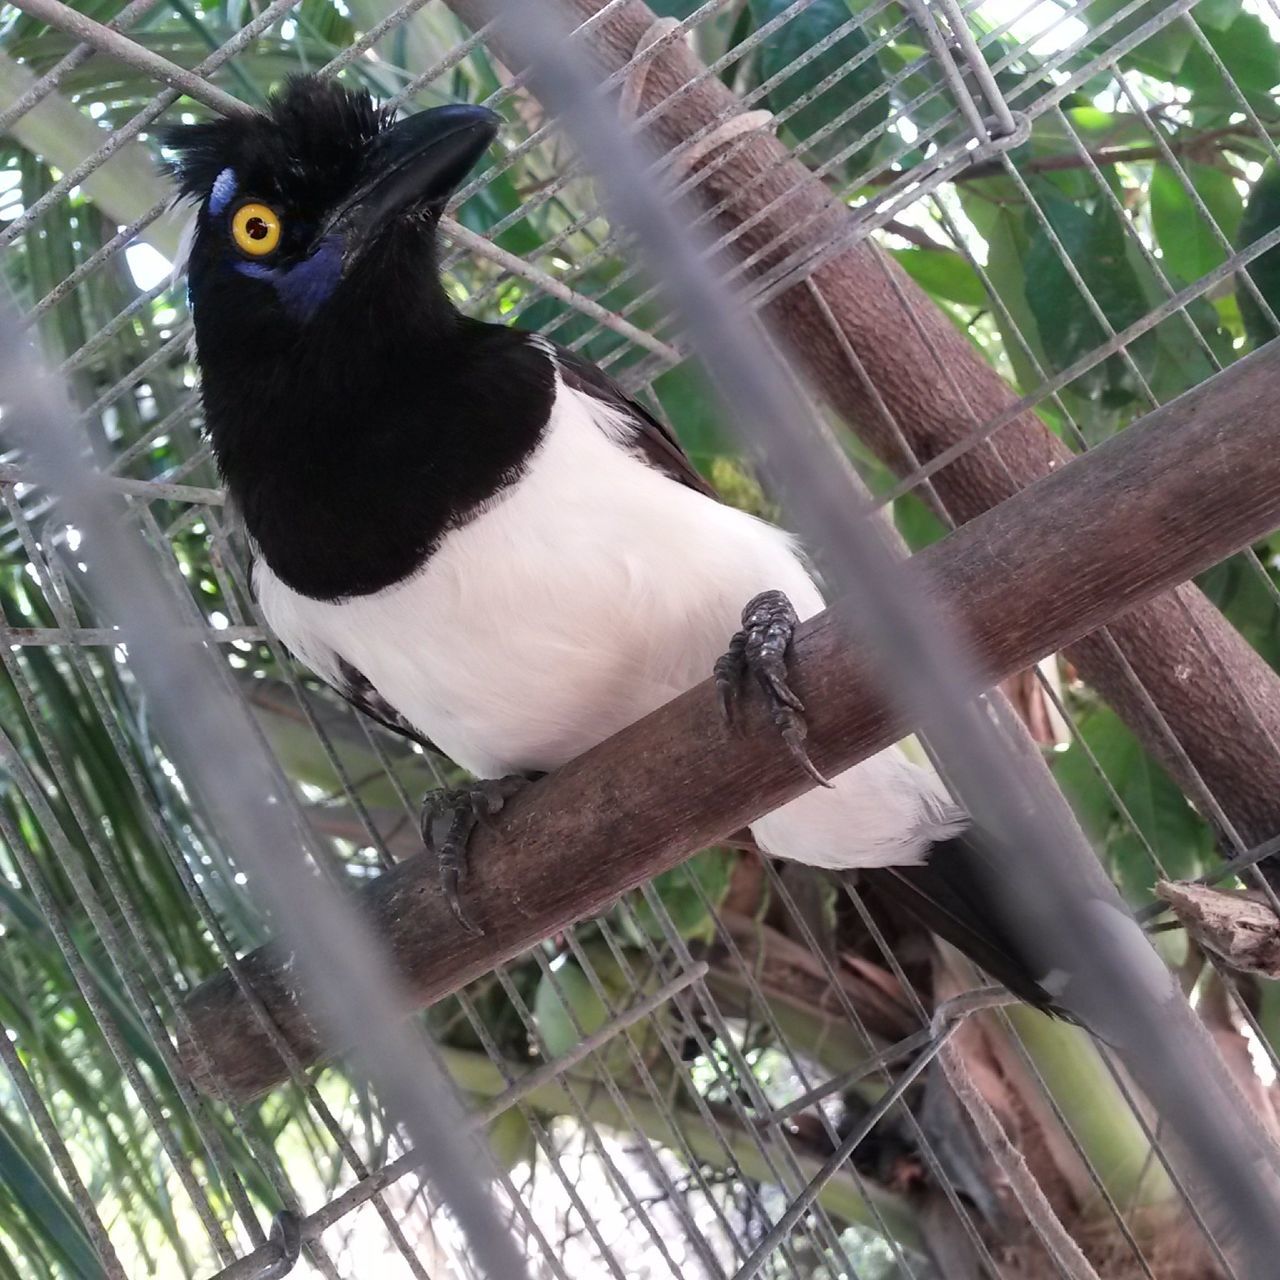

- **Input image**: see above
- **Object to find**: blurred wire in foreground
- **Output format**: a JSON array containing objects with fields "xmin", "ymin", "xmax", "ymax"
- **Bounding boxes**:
[
  {"xmin": 0, "ymin": 292, "xmax": 529, "ymax": 1279},
  {"xmin": 470, "ymin": 0, "xmax": 1280, "ymax": 1272}
]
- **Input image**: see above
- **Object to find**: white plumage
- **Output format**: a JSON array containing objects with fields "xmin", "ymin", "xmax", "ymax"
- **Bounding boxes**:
[{"xmin": 255, "ymin": 371, "xmax": 963, "ymax": 870}]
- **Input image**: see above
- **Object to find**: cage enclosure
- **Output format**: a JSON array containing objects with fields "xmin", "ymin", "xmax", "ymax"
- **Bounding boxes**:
[{"xmin": 4, "ymin": 1, "xmax": 1280, "ymax": 1278}]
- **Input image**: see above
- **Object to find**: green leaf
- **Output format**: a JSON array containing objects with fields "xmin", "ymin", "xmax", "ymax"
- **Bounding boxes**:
[
  {"xmin": 645, "ymin": 0, "xmax": 705, "ymax": 15},
  {"xmin": 534, "ymin": 956, "xmax": 606, "ymax": 1060},
  {"xmin": 1146, "ymin": 293, "xmax": 1234, "ymax": 403},
  {"xmin": 1053, "ymin": 708, "xmax": 1133, "ymax": 844},
  {"xmin": 1197, "ymin": 549, "xmax": 1280, "ymax": 668},
  {"xmin": 1257, "ymin": 980, "xmax": 1280, "ymax": 1063},
  {"xmin": 1180, "ymin": 13, "xmax": 1280, "ymax": 100},
  {"xmin": 485, "ymin": 1106, "xmax": 536, "ymax": 1173},
  {"xmin": 1053, "ymin": 707, "xmax": 1210, "ymax": 900},
  {"xmin": 300, "ymin": 0, "xmax": 354, "ymax": 44},
  {"xmin": 1126, "ymin": 30, "xmax": 1196, "ymax": 81},
  {"xmin": 959, "ymin": 184, "xmax": 1046, "ymax": 396},
  {"xmin": 456, "ymin": 169, "xmax": 543, "ymax": 258},
  {"xmin": 1197, "ymin": 0, "xmax": 1243, "ymax": 30},
  {"xmin": 893, "ymin": 490, "xmax": 947, "ymax": 551},
  {"xmin": 1237, "ymin": 160, "xmax": 1280, "ymax": 347},
  {"xmin": 890, "ymin": 247, "xmax": 987, "ymax": 308},
  {"xmin": 515, "ymin": 260, "xmax": 643, "ymax": 367},
  {"xmin": 0, "ymin": 1109, "xmax": 101, "ymax": 1279},
  {"xmin": 875, "ymin": 41, "xmax": 953, "ymax": 130},
  {"xmin": 749, "ymin": 0, "xmax": 888, "ymax": 176},
  {"xmin": 533, "ymin": 943, "xmax": 661, "ymax": 1073},
  {"xmin": 1003, "ymin": 1005, "xmax": 1172, "ymax": 1207},
  {"xmin": 652, "ymin": 360, "xmax": 735, "ymax": 471},
  {"xmin": 625, "ymin": 847, "xmax": 736, "ymax": 941},
  {"xmin": 1085, "ymin": 0, "xmax": 1194, "ymax": 77},
  {"xmin": 708, "ymin": 457, "xmax": 777, "ymax": 520},
  {"xmin": 1023, "ymin": 190, "xmax": 1155, "ymax": 407},
  {"xmin": 1151, "ymin": 161, "xmax": 1241, "ymax": 283},
  {"xmin": 1203, "ymin": 12, "xmax": 1280, "ymax": 93}
]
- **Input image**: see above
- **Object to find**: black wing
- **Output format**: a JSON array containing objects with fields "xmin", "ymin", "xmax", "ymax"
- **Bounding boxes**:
[
  {"xmin": 336, "ymin": 658, "xmax": 437, "ymax": 753},
  {"xmin": 862, "ymin": 831, "xmax": 1067, "ymax": 1018},
  {"xmin": 238, "ymin": 507, "xmax": 430, "ymax": 749},
  {"xmin": 548, "ymin": 341, "xmax": 718, "ymax": 499}
]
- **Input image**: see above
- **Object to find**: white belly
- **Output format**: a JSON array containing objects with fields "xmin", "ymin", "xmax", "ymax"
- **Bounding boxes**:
[{"xmin": 255, "ymin": 379, "xmax": 961, "ymax": 868}]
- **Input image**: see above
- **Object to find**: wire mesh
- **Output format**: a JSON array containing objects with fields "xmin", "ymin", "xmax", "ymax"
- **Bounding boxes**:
[{"xmin": 2, "ymin": 0, "xmax": 1280, "ymax": 1277}]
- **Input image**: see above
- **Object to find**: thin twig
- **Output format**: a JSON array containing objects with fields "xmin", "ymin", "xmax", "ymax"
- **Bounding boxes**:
[{"xmin": 959, "ymin": 125, "xmax": 1273, "ymax": 182}]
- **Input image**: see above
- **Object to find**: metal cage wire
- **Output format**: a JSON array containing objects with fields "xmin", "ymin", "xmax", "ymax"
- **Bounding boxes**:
[{"xmin": 2, "ymin": 0, "xmax": 1280, "ymax": 1277}]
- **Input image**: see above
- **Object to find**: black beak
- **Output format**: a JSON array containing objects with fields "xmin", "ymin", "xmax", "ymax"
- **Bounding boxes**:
[{"xmin": 325, "ymin": 103, "xmax": 500, "ymax": 265}]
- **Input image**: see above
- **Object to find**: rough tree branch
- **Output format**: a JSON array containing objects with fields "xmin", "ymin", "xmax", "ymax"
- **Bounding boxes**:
[{"xmin": 181, "ymin": 345, "xmax": 1280, "ymax": 1101}]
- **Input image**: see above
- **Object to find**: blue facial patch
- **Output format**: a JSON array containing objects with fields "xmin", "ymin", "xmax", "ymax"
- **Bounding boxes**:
[
  {"xmin": 232, "ymin": 237, "xmax": 344, "ymax": 322},
  {"xmin": 209, "ymin": 168, "xmax": 238, "ymax": 217},
  {"xmin": 233, "ymin": 260, "xmax": 275, "ymax": 283},
  {"xmin": 274, "ymin": 238, "xmax": 344, "ymax": 320}
]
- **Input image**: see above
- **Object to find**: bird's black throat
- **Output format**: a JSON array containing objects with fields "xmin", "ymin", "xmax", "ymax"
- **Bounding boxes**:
[{"xmin": 194, "ymin": 232, "xmax": 554, "ymax": 602}]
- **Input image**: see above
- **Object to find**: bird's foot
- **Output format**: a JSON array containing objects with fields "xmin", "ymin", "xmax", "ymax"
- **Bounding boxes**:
[
  {"xmin": 714, "ymin": 589, "xmax": 832, "ymax": 788},
  {"xmin": 419, "ymin": 775, "xmax": 532, "ymax": 935}
]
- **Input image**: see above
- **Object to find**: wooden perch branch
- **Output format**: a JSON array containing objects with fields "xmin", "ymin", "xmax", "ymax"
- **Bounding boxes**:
[
  {"xmin": 180, "ymin": 346, "xmax": 1280, "ymax": 1101},
  {"xmin": 1156, "ymin": 882, "xmax": 1280, "ymax": 978},
  {"xmin": 446, "ymin": 0, "xmax": 1280, "ymax": 862}
]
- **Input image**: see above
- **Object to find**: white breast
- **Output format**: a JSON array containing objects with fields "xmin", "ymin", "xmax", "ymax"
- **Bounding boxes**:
[{"xmin": 255, "ymin": 375, "xmax": 961, "ymax": 868}]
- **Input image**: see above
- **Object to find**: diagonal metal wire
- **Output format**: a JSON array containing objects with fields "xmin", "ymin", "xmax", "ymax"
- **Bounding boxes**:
[
  {"xmin": 8, "ymin": 0, "xmax": 257, "ymax": 118},
  {"xmin": 0, "ymin": 0, "xmax": 298, "ymax": 249},
  {"xmin": 0, "ymin": 0, "xmax": 166, "ymax": 133}
]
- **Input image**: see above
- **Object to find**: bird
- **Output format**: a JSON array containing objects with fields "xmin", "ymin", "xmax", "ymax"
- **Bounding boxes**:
[{"xmin": 161, "ymin": 76, "xmax": 1058, "ymax": 1012}]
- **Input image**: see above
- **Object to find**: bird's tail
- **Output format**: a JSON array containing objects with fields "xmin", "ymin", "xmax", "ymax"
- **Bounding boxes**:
[{"xmin": 861, "ymin": 829, "xmax": 1065, "ymax": 1016}]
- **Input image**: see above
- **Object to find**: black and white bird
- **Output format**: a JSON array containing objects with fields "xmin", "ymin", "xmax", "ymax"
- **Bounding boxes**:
[{"xmin": 163, "ymin": 77, "xmax": 1055, "ymax": 1010}]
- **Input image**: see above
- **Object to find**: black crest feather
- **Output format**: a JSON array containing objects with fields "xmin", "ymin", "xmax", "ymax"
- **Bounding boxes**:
[{"xmin": 158, "ymin": 76, "xmax": 390, "ymax": 208}]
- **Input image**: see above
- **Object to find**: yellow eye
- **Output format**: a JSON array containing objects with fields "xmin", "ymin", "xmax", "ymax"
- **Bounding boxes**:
[{"xmin": 230, "ymin": 202, "xmax": 281, "ymax": 256}]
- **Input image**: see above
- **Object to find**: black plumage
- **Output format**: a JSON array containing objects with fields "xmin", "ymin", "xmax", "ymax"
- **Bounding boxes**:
[{"xmin": 165, "ymin": 80, "xmax": 553, "ymax": 600}]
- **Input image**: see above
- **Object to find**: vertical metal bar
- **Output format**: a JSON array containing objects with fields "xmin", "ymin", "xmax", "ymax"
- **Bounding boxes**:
[
  {"xmin": 1, "ymin": 304, "xmax": 531, "ymax": 1279},
  {"xmin": 930, "ymin": 0, "xmax": 1018, "ymax": 138}
]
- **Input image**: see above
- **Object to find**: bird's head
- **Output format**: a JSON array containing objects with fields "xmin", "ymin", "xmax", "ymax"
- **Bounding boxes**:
[{"xmin": 161, "ymin": 77, "xmax": 499, "ymax": 348}]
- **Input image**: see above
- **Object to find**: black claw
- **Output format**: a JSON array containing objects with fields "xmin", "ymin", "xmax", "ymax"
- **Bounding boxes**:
[
  {"xmin": 419, "ymin": 775, "xmax": 531, "ymax": 934},
  {"xmin": 714, "ymin": 632, "xmax": 747, "ymax": 724},
  {"xmin": 758, "ymin": 663, "xmax": 804, "ymax": 713},
  {"xmin": 441, "ymin": 868, "xmax": 482, "ymax": 936},
  {"xmin": 715, "ymin": 589, "xmax": 832, "ymax": 787},
  {"xmin": 780, "ymin": 717, "xmax": 833, "ymax": 788},
  {"xmin": 438, "ymin": 807, "xmax": 482, "ymax": 935}
]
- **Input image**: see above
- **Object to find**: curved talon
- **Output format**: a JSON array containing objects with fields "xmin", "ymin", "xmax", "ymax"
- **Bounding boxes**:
[
  {"xmin": 756, "ymin": 662, "xmax": 804, "ymax": 713},
  {"xmin": 714, "ymin": 634, "xmax": 747, "ymax": 724},
  {"xmin": 715, "ymin": 589, "xmax": 833, "ymax": 788},
  {"xmin": 439, "ymin": 804, "xmax": 483, "ymax": 935},
  {"xmin": 439, "ymin": 864, "xmax": 482, "ymax": 936},
  {"xmin": 780, "ymin": 718, "xmax": 833, "ymax": 788},
  {"xmin": 419, "ymin": 775, "xmax": 531, "ymax": 934}
]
